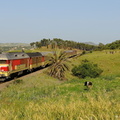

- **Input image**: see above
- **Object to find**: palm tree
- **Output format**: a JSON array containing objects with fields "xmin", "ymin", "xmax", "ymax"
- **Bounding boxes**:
[{"xmin": 48, "ymin": 50, "xmax": 69, "ymax": 80}]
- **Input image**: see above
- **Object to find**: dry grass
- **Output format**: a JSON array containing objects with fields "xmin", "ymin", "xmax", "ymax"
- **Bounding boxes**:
[{"xmin": 0, "ymin": 93, "xmax": 119, "ymax": 120}]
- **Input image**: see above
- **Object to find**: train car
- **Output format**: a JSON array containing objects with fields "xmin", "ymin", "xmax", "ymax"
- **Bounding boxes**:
[
  {"xmin": 0, "ymin": 52, "xmax": 30, "ymax": 81},
  {"xmin": 40, "ymin": 51, "xmax": 54, "ymax": 67},
  {"xmin": 26, "ymin": 52, "xmax": 43, "ymax": 71},
  {"xmin": 64, "ymin": 50, "xmax": 77, "ymax": 57}
]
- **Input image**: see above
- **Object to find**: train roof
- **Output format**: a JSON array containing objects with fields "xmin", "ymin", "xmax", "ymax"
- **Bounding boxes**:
[
  {"xmin": 40, "ymin": 51, "xmax": 54, "ymax": 56},
  {"xmin": 0, "ymin": 52, "xmax": 29, "ymax": 60},
  {"xmin": 64, "ymin": 50, "xmax": 76, "ymax": 53},
  {"xmin": 26, "ymin": 52, "xmax": 42, "ymax": 57}
]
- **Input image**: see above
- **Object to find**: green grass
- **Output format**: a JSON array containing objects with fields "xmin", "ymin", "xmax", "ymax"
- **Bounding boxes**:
[
  {"xmin": 73, "ymin": 50, "xmax": 120, "ymax": 76},
  {"xmin": 0, "ymin": 75, "xmax": 119, "ymax": 120},
  {"xmin": 0, "ymin": 50, "xmax": 120, "ymax": 119}
]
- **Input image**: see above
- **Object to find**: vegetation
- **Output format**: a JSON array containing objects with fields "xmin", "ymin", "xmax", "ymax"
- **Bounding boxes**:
[
  {"xmin": 72, "ymin": 59, "xmax": 103, "ymax": 78},
  {"xmin": 105, "ymin": 40, "xmax": 120, "ymax": 49},
  {"xmin": 1, "ymin": 39, "xmax": 120, "ymax": 53},
  {"xmin": 30, "ymin": 38, "xmax": 96, "ymax": 51},
  {"xmin": 76, "ymin": 50, "xmax": 120, "ymax": 76},
  {"xmin": 0, "ymin": 43, "xmax": 120, "ymax": 119},
  {"xmin": 48, "ymin": 50, "xmax": 69, "ymax": 80},
  {"xmin": 1, "ymin": 38, "xmax": 120, "ymax": 53},
  {"xmin": 30, "ymin": 38, "xmax": 120, "ymax": 51},
  {"xmin": 0, "ymin": 71, "xmax": 119, "ymax": 119}
]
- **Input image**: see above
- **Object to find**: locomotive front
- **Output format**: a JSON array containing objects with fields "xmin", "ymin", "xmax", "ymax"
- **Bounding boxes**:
[
  {"xmin": 0, "ymin": 52, "xmax": 30, "ymax": 81},
  {"xmin": 0, "ymin": 53, "xmax": 10, "ymax": 81}
]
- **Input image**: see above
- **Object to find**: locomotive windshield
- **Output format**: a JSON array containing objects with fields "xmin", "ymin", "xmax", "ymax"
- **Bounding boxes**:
[{"xmin": 0, "ymin": 60, "xmax": 6, "ymax": 64}]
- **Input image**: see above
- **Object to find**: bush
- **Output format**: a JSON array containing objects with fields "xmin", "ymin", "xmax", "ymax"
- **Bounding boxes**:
[
  {"xmin": 90, "ymin": 50, "xmax": 93, "ymax": 53},
  {"xmin": 82, "ymin": 50, "xmax": 86, "ymax": 55},
  {"xmin": 72, "ymin": 59, "xmax": 103, "ymax": 78},
  {"xmin": 13, "ymin": 79, "xmax": 23, "ymax": 84}
]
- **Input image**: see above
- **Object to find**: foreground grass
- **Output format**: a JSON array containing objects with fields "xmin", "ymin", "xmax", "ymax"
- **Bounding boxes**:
[
  {"xmin": 0, "ymin": 73, "xmax": 119, "ymax": 120},
  {"xmin": 0, "ymin": 50, "xmax": 120, "ymax": 120}
]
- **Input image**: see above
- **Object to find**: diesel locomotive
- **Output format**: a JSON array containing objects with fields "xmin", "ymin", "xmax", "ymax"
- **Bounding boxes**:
[{"xmin": 0, "ymin": 50, "xmax": 77, "ymax": 81}]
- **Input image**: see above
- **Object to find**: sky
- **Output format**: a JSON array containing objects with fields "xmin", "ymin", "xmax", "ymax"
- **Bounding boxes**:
[{"xmin": 0, "ymin": 0, "xmax": 120, "ymax": 44}]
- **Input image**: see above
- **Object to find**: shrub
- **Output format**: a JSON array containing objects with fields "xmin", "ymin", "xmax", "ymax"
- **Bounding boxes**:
[
  {"xmin": 13, "ymin": 79, "xmax": 23, "ymax": 84},
  {"xmin": 72, "ymin": 59, "xmax": 103, "ymax": 78},
  {"xmin": 82, "ymin": 50, "xmax": 86, "ymax": 55},
  {"xmin": 90, "ymin": 50, "xmax": 93, "ymax": 53}
]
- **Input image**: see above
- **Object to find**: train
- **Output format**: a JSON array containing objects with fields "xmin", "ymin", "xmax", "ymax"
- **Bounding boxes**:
[{"xmin": 0, "ymin": 50, "xmax": 77, "ymax": 81}]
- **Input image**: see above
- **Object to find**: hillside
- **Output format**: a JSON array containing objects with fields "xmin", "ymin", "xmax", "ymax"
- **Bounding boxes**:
[
  {"xmin": 0, "ymin": 43, "xmax": 30, "ymax": 46},
  {"xmin": 76, "ymin": 50, "xmax": 120, "ymax": 76},
  {"xmin": 67, "ymin": 50, "xmax": 120, "ymax": 79},
  {"xmin": 0, "ymin": 50, "xmax": 119, "ymax": 119},
  {"xmin": 0, "ymin": 43, "xmax": 31, "ymax": 52}
]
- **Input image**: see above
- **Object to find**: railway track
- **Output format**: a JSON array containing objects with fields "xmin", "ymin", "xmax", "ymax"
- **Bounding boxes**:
[{"xmin": 0, "ymin": 52, "xmax": 81, "ymax": 91}]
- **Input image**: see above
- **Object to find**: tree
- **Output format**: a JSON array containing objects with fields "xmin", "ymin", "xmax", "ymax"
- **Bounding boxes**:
[
  {"xmin": 40, "ymin": 38, "xmax": 50, "ymax": 48},
  {"xmin": 0, "ymin": 48, "xmax": 2, "ymax": 53},
  {"xmin": 50, "ymin": 40, "xmax": 57, "ymax": 49},
  {"xmin": 72, "ymin": 59, "xmax": 103, "ymax": 78},
  {"xmin": 105, "ymin": 40, "xmax": 120, "ymax": 50},
  {"xmin": 48, "ymin": 50, "xmax": 69, "ymax": 80},
  {"xmin": 35, "ymin": 42, "xmax": 41, "ymax": 48},
  {"xmin": 53, "ymin": 38, "xmax": 64, "ymax": 49},
  {"xmin": 30, "ymin": 42, "xmax": 35, "ymax": 48}
]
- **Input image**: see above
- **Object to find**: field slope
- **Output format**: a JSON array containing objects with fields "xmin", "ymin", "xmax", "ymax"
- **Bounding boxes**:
[{"xmin": 0, "ymin": 50, "xmax": 120, "ymax": 120}]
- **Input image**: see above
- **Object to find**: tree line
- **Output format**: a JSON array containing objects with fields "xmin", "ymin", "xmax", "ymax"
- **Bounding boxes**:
[{"xmin": 30, "ymin": 38, "xmax": 120, "ymax": 51}]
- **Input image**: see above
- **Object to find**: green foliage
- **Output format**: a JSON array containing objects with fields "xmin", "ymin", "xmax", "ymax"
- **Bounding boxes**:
[
  {"xmin": 72, "ymin": 59, "xmax": 103, "ymax": 78},
  {"xmin": 106, "ymin": 40, "xmax": 120, "ymax": 49},
  {"xmin": 94, "ymin": 40, "xmax": 120, "ymax": 50},
  {"xmin": 81, "ymin": 50, "xmax": 86, "ymax": 55},
  {"xmin": 30, "ymin": 38, "xmax": 97, "ymax": 50},
  {"xmin": 13, "ymin": 79, "xmax": 24, "ymax": 84},
  {"xmin": 89, "ymin": 50, "xmax": 93, "ymax": 53},
  {"xmin": 48, "ymin": 50, "xmax": 69, "ymax": 80}
]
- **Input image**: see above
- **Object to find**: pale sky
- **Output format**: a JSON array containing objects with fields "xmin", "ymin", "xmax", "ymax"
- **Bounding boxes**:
[{"xmin": 0, "ymin": 0, "xmax": 120, "ymax": 44}]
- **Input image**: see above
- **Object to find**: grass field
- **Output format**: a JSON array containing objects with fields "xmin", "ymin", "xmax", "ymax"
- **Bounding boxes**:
[
  {"xmin": 0, "ymin": 50, "xmax": 120, "ymax": 120},
  {"xmin": 75, "ymin": 50, "xmax": 120, "ymax": 76}
]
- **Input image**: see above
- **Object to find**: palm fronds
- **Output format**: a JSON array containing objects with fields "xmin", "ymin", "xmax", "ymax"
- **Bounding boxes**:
[{"xmin": 48, "ymin": 50, "xmax": 69, "ymax": 80}]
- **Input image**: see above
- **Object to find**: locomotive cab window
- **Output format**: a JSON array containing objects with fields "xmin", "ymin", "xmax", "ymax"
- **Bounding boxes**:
[{"xmin": 0, "ymin": 60, "xmax": 6, "ymax": 64}]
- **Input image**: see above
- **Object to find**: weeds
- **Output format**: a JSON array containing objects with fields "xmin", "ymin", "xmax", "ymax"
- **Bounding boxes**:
[{"xmin": 13, "ymin": 79, "xmax": 24, "ymax": 84}]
